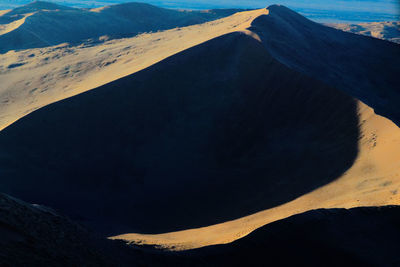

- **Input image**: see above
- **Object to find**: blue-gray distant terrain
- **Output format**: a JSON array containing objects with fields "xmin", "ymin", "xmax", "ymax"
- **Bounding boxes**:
[
  {"xmin": 0, "ymin": 0, "xmax": 399, "ymax": 22},
  {"xmin": 0, "ymin": 1, "xmax": 245, "ymax": 53}
]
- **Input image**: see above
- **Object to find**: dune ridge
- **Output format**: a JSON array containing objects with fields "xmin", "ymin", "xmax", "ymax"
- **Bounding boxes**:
[
  {"xmin": 0, "ymin": 3, "xmax": 399, "ymax": 255},
  {"xmin": 0, "ymin": 8, "xmax": 267, "ymax": 130},
  {"xmin": 111, "ymin": 100, "xmax": 400, "ymax": 250},
  {"xmin": 0, "ymin": 12, "xmax": 34, "ymax": 35}
]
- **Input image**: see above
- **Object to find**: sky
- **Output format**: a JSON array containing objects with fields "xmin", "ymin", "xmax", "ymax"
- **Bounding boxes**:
[{"xmin": 0, "ymin": 0, "xmax": 399, "ymax": 22}]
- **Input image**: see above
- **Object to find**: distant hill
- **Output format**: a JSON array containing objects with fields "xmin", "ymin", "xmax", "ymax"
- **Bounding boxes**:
[
  {"xmin": 0, "ymin": 1, "xmax": 245, "ymax": 53},
  {"xmin": 328, "ymin": 21, "xmax": 400, "ymax": 44}
]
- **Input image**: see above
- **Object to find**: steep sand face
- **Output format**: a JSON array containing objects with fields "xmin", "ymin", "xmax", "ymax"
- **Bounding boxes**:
[
  {"xmin": 0, "ymin": 4, "xmax": 399, "ymax": 254},
  {"xmin": 0, "ymin": 30, "xmax": 360, "ymax": 236},
  {"xmin": 0, "ymin": 8, "xmax": 267, "ymax": 131},
  {"xmin": 0, "ymin": 10, "xmax": 10, "ymax": 16},
  {"xmin": 250, "ymin": 5, "xmax": 400, "ymax": 126},
  {"xmin": 0, "ymin": 12, "xmax": 34, "ymax": 35},
  {"xmin": 111, "ymin": 100, "xmax": 400, "ymax": 250},
  {"xmin": 107, "ymin": 6, "xmax": 400, "ymax": 250}
]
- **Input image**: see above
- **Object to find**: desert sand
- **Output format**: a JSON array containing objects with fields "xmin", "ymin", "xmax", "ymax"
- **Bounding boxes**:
[
  {"xmin": 0, "ymin": 12, "xmax": 34, "ymax": 35},
  {"xmin": 328, "ymin": 21, "xmax": 400, "ymax": 44},
  {"xmin": 111, "ymin": 101, "xmax": 400, "ymax": 250},
  {"xmin": 0, "ymin": 8, "xmax": 267, "ymax": 130},
  {"xmin": 0, "ymin": 3, "xmax": 399, "ymax": 256},
  {"xmin": 0, "ymin": 10, "xmax": 10, "ymax": 16}
]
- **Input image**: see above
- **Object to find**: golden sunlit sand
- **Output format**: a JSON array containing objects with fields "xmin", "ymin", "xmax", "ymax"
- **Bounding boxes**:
[
  {"xmin": 0, "ymin": 10, "xmax": 10, "ymax": 16},
  {"xmin": 0, "ymin": 3, "xmax": 399, "ymax": 256},
  {"xmin": 110, "ymin": 101, "xmax": 400, "ymax": 250},
  {"xmin": 0, "ymin": 12, "xmax": 34, "ymax": 35},
  {"xmin": 0, "ymin": 8, "xmax": 267, "ymax": 130}
]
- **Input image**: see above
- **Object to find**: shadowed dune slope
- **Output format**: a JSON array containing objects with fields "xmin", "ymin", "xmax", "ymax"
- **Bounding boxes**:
[
  {"xmin": 0, "ymin": 9, "xmax": 266, "ymax": 131},
  {"xmin": 0, "ymin": 31, "xmax": 359, "ymax": 234},
  {"xmin": 0, "ymin": 1, "xmax": 244, "ymax": 53},
  {"xmin": 250, "ymin": 5, "xmax": 400, "ymax": 126},
  {"xmin": 184, "ymin": 206, "xmax": 400, "ymax": 267}
]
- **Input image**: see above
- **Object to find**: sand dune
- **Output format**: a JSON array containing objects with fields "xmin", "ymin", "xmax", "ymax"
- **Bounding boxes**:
[
  {"xmin": 0, "ymin": 3, "xmax": 399, "ymax": 256},
  {"xmin": 111, "ymin": 100, "xmax": 400, "ymax": 250},
  {"xmin": 0, "ymin": 28, "xmax": 362, "ymax": 235},
  {"xmin": 249, "ymin": 5, "xmax": 400, "ymax": 126},
  {"xmin": 328, "ymin": 21, "xmax": 400, "ymax": 44},
  {"xmin": 0, "ymin": 12, "xmax": 34, "ymax": 35},
  {"xmin": 0, "ymin": 1, "xmax": 244, "ymax": 53},
  {"xmin": 0, "ymin": 8, "xmax": 266, "ymax": 130},
  {"xmin": 0, "ymin": 10, "xmax": 10, "ymax": 16}
]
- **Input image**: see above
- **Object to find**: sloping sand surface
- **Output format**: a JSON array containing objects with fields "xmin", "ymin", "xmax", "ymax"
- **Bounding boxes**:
[
  {"xmin": 0, "ymin": 12, "xmax": 34, "ymax": 35},
  {"xmin": 0, "ymin": 8, "xmax": 267, "ymax": 130},
  {"xmin": 249, "ymin": 5, "xmax": 400, "ymax": 126},
  {"xmin": 0, "ymin": 10, "xmax": 10, "ymax": 16},
  {"xmin": 111, "ymin": 101, "xmax": 400, "ymax": 250},
  {"xmin": 0, "ymin": 29, "xmax": 361, "ymax": 236},
  {"xmin": 0, "ymin": 4, "xmax": 399, "ymax": 254}
]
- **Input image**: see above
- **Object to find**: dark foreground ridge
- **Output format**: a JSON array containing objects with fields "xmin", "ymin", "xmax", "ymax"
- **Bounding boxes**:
[
  {"xmin": 1, "ymin": 193, "xmax": 399, "ymax": 266},
  {"xmin": 0, "ymin": 30, "xmax": 360, "ymax": 234},
  {"xmin": 184, "ymin": 205, "xmax": 400, "ymax": 266}
]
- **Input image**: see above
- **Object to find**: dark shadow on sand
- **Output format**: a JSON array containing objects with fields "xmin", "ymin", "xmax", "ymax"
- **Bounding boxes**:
[
  {"xmin": 249, "ymin": 5, "xmax": 400, "ymax": 126},
  {"xmin": 0, "ymin": 31, "xmax": 360, "ymax": 235}
]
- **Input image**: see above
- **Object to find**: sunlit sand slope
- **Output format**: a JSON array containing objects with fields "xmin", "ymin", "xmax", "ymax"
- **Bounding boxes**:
[
  {"xmin": 111, "ymin": 101, "xmax": 400, "ymax": 250},
  {"xmin": 0, "ymin": 5, "xmax": 399, "ymax": 253},
  {"xmin": 0, "ymin": 28, "xmax": 361, "ymax": 238},
  {"xmin": 110, "ymin": 7, "xmax": 400, "ymax": 250},
  {"xmin": 0, "ymin": 8, "xmax": 267, "ymax": 130}
]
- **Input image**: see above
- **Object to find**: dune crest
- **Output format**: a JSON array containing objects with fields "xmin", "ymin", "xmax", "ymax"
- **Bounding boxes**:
[
  {"xmin": 0, "ymin": 8, "xmax": 267, "ymax": 130},
  {"xmin": 110, "ymin": 101, "xmax": 400, "ymax": 250},
  {"xmin": 0, "ymin": 3, "xmax": 399, "ymax": 256},
  {"xmin": 0, "ymin": 12, "xmax": 34, "ymax": 35}
]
